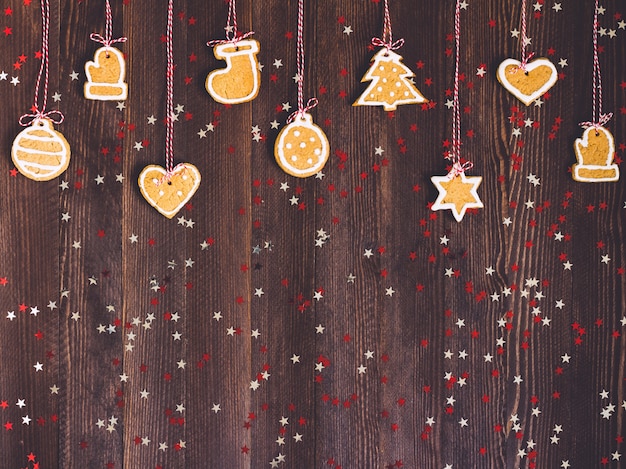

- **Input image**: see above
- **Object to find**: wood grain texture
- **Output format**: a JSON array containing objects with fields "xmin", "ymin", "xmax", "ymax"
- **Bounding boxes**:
[{"xmin": 0, "ymin": 1, "xmax": 624, "ymax": 468}]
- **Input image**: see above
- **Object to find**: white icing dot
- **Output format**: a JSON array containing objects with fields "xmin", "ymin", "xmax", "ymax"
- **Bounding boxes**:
[
  {"xmin": 379, "ymin": 66, "xmax": 385, "ymax": 71},
  {"xmin": 395, "ymin": 81, "xmax": 401, "ymax": 87},
  {"xmin": 291, "ymin": 155, "xmax": 298, "ymax": 162},
  {"xmin": 152, "ymin": 178, "xmax": 159, "ymax": 184},
  {"xmin": 177, "ymin": 191, "xmax": 183, "ymax": 196},
  {"xmin": 286, "ymin": 143, "xmax": 292, "ymax": 149},
  {"xmin": 382, "ymin": 78, "xmax": 388, "ymax": 83},
  {"xmin": 389, "ymin": 91, "xmax": 395, "ymax": 97},
  {"xmin": 309, "ymin": 137, "xmax": 315, "ymax": 142},
  {"xmin": 293, "ymin": 130, "xmax": 301, "ymax": 137},
  {"xmin": 392, "ymin": 67, "xmax": 398, "ymax": 73},
  {"xmin": 182, "ymin": 174, "xmax": 188, "ymax": 180},
  {"xmin": 158, "ymin": 190, "xmax": 164, "ymax": 196},
  {"xmin": 307, "ymin": 158, "xmax": 313, "ymax": 164},
  {"xmin": 314, "ymin": 148, "xmax": 321, "ymax": 156},
  {"xmin": 377, "ymin": 86, "xmax": 383, "ymax": 92},
  {"xmin": 300, "ymin": 142, "xmax": 306, "ymax": 148},
  {"xmin": 404, "ymin": 91, "xmax": 410, "ymax": 96}
]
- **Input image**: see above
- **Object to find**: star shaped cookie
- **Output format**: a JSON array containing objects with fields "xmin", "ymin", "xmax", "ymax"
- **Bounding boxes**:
[{"xmin": 431, "ymin": 172, "xmax": 483, "ymax": 222}]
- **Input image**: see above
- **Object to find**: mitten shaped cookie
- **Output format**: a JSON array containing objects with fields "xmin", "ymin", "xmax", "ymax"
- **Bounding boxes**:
[
  {"xmin": 572, "ymin": 126, "xmax": 619, "ymax": 182},
  {"xmin": 85, "ymin": 47, "xmax": 128, "ymax": 100}
]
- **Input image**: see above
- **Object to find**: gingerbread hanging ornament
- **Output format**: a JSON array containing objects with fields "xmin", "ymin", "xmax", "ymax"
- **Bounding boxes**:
[
  {"xmin": 497, "ymin": 0, "xmax": 557, "ymax": 106},
  {"xmin": 274, "ymin": 0, "xmax": 329, "ymax": 178},
  {"xmin": 431, "ymin": 0, "xmax": 482, "ymax": 222},
  {"xmin": 206, "ymin": 0, "xmax": 260, "ymax": 104},
  {"xmin": 354, "ymin": 0, "xmax": 427, "ymax": 111},
  {"xmin": 572, "ymin": 0, "xmax": 619, "ymax": 183},
  {"xmin": 138, "ymin": 0, "xmax": 201, "ymax": 218},
  {"xmin": 12, "ymin": 0, "xmax": 70, "ymax": 181},
  {"xmin": 84, "ymin": 0, "xmax": 128, "ymax": 101}
]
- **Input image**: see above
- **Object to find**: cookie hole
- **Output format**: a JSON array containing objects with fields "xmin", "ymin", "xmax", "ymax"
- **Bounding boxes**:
[
  {"xmin": 524, "ymin": 71, "xmax": 529, "ymax": 76},
  {"xmin": 167, "ymin": 181, "xmax": 172, "ymax": 185},
  {"xmin": 235, "ymin": 46, "xmax": 240, "ymax": 52},
  {"xmin": 595, "ymin": 131, "xmax": 600, "ymax": 137}
]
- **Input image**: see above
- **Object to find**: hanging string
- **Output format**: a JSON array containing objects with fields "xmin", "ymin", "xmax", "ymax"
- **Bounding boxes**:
[
  {"xmin": 164, "ymin": 0, "xmax": 176, "ymax": 176},
  {"xmin": 518, "ymin": 0, "xmax": 534, "ymax": 71},
  {"xmin": 89, "ymin": 0, "xmax": 127, "ymax": 54},
  {"xmin": 207, "ymin": 0, "xmax": 254, "ymax": 47},
  {"xmin": 579, "ymin": 0, "xmax": 612, "ymax": 129},
  {"xmin": 446, "ymin": 0, "xmax": 472, "ymax": 177},
  {"xmin": 448, "ymin": 0, "xmax": 472, "ymax": 175},
  {"xmin": 19, "ymin": 0, "xmax": 63, "ymax": 126},
  {"xmin": 370, "ymin": 0, "xmax": 404, "ymax": 51},
  {"xmin": 153, "ymin": 0, "xmax": 186, "ymax": 184},
  {"xmin": 450, "ymin": 0, "xmax": 461, "ymax": 164},
  {"xmin": 287, "ymin": 0, "xmax": 317, "ymax": 123}
]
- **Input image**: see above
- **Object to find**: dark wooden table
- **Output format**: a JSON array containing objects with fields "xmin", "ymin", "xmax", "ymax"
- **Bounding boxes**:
[{"xmin": 1, "ymin": 0, "xmax": 624, "ymax": 467}]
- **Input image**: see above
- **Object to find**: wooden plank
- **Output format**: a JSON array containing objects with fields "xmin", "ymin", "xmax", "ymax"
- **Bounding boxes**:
[
  {"xmin": 182, "ymin": 0, "xmax": 254, "ymax": 467},
  {"xmin": 0, "ymin": 1, "xmax": 64, "ymax": 468},
  {"xmin": 56, "ymin": 0, "xmax": 126, "ymax": 467},
  {"xmin": 119, "ymin": 1, "xmax": 194, "ymax": 468}
]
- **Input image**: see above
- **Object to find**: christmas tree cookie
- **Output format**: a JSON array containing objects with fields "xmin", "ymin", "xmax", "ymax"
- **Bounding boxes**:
[{"xmin": 354, "ymin": 48, "xmax": 427, "ymax": 111}]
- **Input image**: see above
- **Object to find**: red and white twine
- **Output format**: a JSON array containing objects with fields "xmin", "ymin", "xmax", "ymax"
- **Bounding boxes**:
[
  {"xmin": 287, "ymin": 0, "xmax": 317, "ymax": 123},
  {"xmin": 207, "ymin": 0, "xmax": 254, "ymax": 47},
  {"xmin": 448, "ymin": 0, "xmax": 472, "ymax": 177},
  {"xmin": 156, "ymin": 0, "xmax": 186, "ymax": 184},
  {"xmin": 370, "ymin": 0, "xmax": 404, "ymax": 51},
  {"xmin": 518, "ymin": 0, "xmax": 535, "ymax": 70},
  {"xmin": 89, "ymin": 0, "xmax": 127, "ymax": 54},
  {"xmin": 19, "ymin": 0, "xmax": 63, "ymax": 126},
  {"xmin": 580, "ymin": 0, "xmax": 612, "ymax": 129},
  {"xmin": 163, "ymin": 0, "xmax": 177, "ymax": 175}
]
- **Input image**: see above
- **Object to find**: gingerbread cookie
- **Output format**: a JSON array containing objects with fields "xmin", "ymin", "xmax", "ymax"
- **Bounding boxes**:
[
  {"xmin": 84, "ymin": 47, "xmax": 128, "ymax": 101},
  {"xmin": 497, "ymin": 57, "xmax": 557, "ymax": 106},
  {"xmin": 354, "ymin": 48, "xmax": 427, "ymax": 111},
  {"xmin": 572, "ymin": 126, "xmax": 619, "ymax": 182},
  {"xmin": 138, "ymin": 164, "xmax": 201, "ymax": 218},
  {"xmin": 431, "ymin": 172, "xmax": 483, "ymax": 222},
  {"xmin": 12, "ymin": 118, "xmax": 71, "ymax": 181},
  {"xmin": 274, "ymin": 112, "xmax": 329, "ymax": 178},
  {"xmin": 206, "ymin": 39, "xmax": 260, "ymax": 104}
]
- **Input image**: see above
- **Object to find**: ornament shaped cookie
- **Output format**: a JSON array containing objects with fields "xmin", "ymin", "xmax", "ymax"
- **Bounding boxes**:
[
  {"xmin": 12, "ymin": 118, "xmax": 71, "ymax": 181},
  {"xmin": 431, "ymin": 172, "xmax": 483, "ymax": 222},
  {"xmin": 206, "ymin": 39, "xmax": 260, "ymax": 104},
  {"xmin": 572, "ymin": 126, "xmax": 619, "ymax": 182},
  {"xmin": 275, "ymin": 112, "xmax": 329, "ymax": 178},
  {"xmin": 497, "ymin": 58, "xmax": 558, "ymax": 106},
  {"xmin": 354, "ymin": 48, "xmax": 427, "ymax": 111},
  {"xmin": 138, "ymin": 164, "xmax": 201, "ymax": 218},
  {"xmin": 85, "ymin": 47, "xmax": 128, "ymax": 100}
]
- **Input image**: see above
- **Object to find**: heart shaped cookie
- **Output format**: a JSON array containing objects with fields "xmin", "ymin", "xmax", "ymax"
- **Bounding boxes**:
[
  {"xmin": 497, "ymin": 58, "xmax": 558, "ymax": 106},
  {"xmin": 138, "ymin": 164, "xmax": 201, "ymax": 218}
]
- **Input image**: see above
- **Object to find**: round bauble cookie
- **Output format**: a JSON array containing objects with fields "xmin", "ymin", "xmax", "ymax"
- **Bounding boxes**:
[
  {"xmin": 274, "ymin": 112, "xmax": 329, "ymax": 178},
  {"xmin": 12, "ymin": 118, "xmax": 71, "ymax": 181}
]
